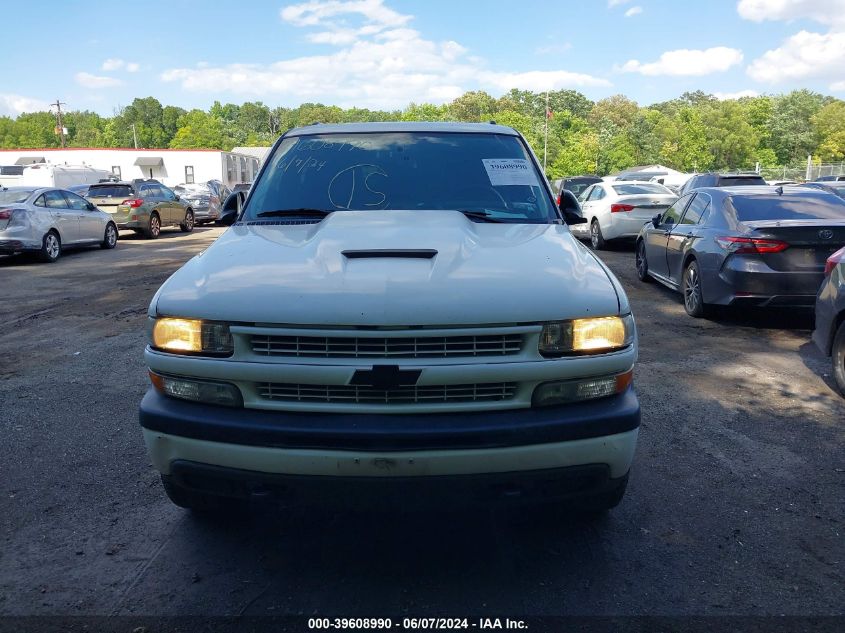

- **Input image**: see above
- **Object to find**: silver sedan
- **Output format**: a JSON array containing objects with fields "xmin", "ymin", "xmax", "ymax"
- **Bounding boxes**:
[{"xmin": 0, "ymin": 186, "xmax": 118, "ymax": 263}]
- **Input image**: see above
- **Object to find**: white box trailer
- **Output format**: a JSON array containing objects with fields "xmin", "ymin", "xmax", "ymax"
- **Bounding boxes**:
[
  {"xmin": 0, "ymin": 149, "xmax": 261, "ymax": 189},
  {"xmin": 19, "ymin": 164, "xmax": 112, "ymax": 189}
]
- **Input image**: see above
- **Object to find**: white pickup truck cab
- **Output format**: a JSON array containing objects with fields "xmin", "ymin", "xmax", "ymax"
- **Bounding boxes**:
[{"xmin": 139, "ymin": 122, "xmax": 640, "ymax": 514}]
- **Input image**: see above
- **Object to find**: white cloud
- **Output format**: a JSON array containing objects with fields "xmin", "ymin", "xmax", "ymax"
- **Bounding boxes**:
[
  {"xmin": 0, "ymin": 94, "xmax": 50, "ymax": 116},
  {"xmin": 608, "ymin": 0, "xmax": 631, "ymax": 6},
  {"xmin": 75, "ymin": 72, "xmax": 124, "ymax": 88},
  {"xmin": 747, "ymin": 30, "xmax": 845, "ymax": 82},
  {"xmin": 713, "ymin": 89, "xmax": 760, "ymax": 99},
  {"xmin": 162, "ymin": 0, "xmax": 611, "ymax": 109},
  {"xmin": 625, "ymin": 6, "xmax": 643, "ymax": 16},
  {"xmin": 737, "ymin": 0, "xmax": 845, "ymax": 28},
  {"xmin": 620, "ymin": 47, "xmax": 743, "ymax": 76},
  {"xmin": 101, "ymin": 58, "xmax": 140, "ymax": 72}
]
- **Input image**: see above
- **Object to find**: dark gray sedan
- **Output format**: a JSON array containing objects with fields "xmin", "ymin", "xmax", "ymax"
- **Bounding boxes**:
[
  {"xmin": 813, "ymin": 245, "xmax": 845, "ymax": 397},
  {"xmin": 635, "ymin": 186, "xmax": 845, "ymax": 317}
]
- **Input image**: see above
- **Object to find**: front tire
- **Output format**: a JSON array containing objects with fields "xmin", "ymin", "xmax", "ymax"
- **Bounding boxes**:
[
  {"xmin": 832, "ymin": 321, "xmax": 845, "ymax": 397},
  {"xmin": 590, "ymin": 219, "xmax": 607, "ymax": 250},
  {"xmin": 38, "ymin": 231, "xmax": 61, "ymax": 263},
  {"xmin": 143, "ymin": 213, "xmax": 161, "ymax": 239},
  {"xmin": 682, "ymin": 260, "xmax": 708, "ymax": 317},
  {"xmin": 180, "ymin": 210, "xmax": 194, "ymax": 233},
  {"xmin": 635, "ymin": 240, "xmax": 651, "ymax": 282},
  {"xmin": 100, "ymin": 223, "xmax": 117, "ymax": 249}
]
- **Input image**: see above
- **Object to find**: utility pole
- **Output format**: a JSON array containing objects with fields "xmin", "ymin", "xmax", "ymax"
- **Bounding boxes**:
[
  {"xmin": 131, "ymin": 124, "xmax": 138, "ymax": 149},
  {"xmin": 50, "ymin": 99, "xmax": 67, "ymax": 148}
]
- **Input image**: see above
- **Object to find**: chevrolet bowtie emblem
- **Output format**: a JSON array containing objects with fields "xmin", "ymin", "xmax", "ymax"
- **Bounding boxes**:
[{"xmin": 350, "ymin": 365, "xmax": 422, "ymax": 389}]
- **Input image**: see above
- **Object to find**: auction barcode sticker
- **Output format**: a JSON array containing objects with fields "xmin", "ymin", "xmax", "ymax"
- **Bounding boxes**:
[{"xmin": 482, "ymin": 158, "xmax": 538, "ymax": 186}]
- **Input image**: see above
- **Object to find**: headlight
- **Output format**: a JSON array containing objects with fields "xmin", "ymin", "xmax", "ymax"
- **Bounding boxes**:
[
  {"xmin": 151, "ymin": 318, "xmax": 234, "ymax": 356},
  {"xmin": 532, "ymin": 370, "xmax": 633, "ymax": 407},
  {"xmin": 149, "ymin": 371, "xmax": 242, "ymax": 407},
  {"xmin": 539, "ymin": 314, "xmax": 635, "ymax": 356}
]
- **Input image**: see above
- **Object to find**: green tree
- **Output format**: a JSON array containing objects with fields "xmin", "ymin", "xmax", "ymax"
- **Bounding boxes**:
[
  {"xmin": 812, "ymin": 100, "xmax": 845, "ymax": 160},
  {"xmin": 447, "ymin": 91, "xmax": 496, "ymax": 121},
  {"xmin": 169, "ymin": 110, "xmax": 226, "ymax": 149},
  {"xmin": 768, "ymin": 89, "xmax": 825, "ymax": 163}
]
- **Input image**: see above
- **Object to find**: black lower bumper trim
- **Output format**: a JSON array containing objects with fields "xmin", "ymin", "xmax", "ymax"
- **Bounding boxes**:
[
  {"xmin": 139, "ymin": 387, "xmax": 640, "ymax": 451},
  {"xmin": 168, "ymin": 460, "xmax": 624, "ymax": 506}
]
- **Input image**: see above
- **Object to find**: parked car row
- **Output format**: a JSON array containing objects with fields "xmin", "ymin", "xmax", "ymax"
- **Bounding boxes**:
[
  {"xmin": 0, "ymin": 178, "xmax": 237, "ymax": 263},
  {"xmin": 628, "ymin": 184, "xmax": 845, "ymax": 396}
]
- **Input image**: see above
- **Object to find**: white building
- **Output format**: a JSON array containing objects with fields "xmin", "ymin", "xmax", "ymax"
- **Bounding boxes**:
[
  {"xmin": 230, "ymin": 146, "xmax": 272, "ymax": 165},
  {"xmin": 0, "ymin": 148, "xmax": 260, "ymax": 189}
]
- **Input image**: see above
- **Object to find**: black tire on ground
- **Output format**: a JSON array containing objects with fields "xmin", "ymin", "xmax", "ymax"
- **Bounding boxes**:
[
  {"xmin": 38, "ymin": 231, "xmax": 61, "ymax": 263},
  {"xmin": 100, "ymin": 223, "xmax": 118, "ymax": 249},
  {"xmin": 832, "ymin": 321, "xmax": 845, "ymax": 397},
  {"xmin": 143, "ymin": 213, "xmax": 161, "ymax": 239},
  {"xmin": 180, "ymin": 210, "xmax": 194, "ymax": 233},
  {"xmin": 590, "ymin": 219, "xmax": 607, "ymax": 250},
  {"xmin": 635, "ymin": 240, "xmax": 652, "ymax": 282},
  {"xmin": 161, "ymin": 474, "xmax": 244, "ymax": 514},
  {"xmin": 682, "ymin": 259, "xmax": 708, "ymax": 318}
]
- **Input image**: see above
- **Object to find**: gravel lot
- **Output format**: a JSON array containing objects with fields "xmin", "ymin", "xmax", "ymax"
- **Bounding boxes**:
[{"xmin": 1, "ymin": 227, "xmax": 842, "ymax": 623}]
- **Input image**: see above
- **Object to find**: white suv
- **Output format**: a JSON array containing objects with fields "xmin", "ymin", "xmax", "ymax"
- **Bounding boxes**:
[{"xmin": 139, "ymin": 122, "xmax": 640, "ymax": 514}]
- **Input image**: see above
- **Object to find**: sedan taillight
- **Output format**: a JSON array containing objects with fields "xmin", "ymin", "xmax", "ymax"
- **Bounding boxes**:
[
  {"xmin": 610, "ymin": 203, "xmax": 635, "ymax": 213},
  {"xmin": 824, "ymin": 245, "xmax": 845, "ymax": 276},
  {"xmin": 715, "ymin": 236, "xmax": 789, "ymax": 254}
]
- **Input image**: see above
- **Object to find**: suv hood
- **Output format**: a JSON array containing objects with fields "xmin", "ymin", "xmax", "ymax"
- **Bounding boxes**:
[{"xmin": 153, "ymin": 210, "xmax": 621, "ymax": 325}]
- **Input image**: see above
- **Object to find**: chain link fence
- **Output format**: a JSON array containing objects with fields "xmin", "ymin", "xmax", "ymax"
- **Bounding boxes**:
[{"xmin": 736, "ymin": 161, "xmax": 845, "ymax": 182}]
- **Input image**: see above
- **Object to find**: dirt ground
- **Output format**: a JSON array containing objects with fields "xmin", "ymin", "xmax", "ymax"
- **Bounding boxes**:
[{"xmin": 0, "ymin": 227, "xmax": 842, "ymax": 626}]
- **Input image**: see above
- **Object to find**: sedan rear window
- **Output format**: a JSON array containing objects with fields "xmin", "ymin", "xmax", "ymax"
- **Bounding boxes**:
[
  {"xmin": 612, "ymin": 183, "xmax": 671, "ymax": 195},
  {"xmin": 730, "ymin": 194, "xmax": 845, "ymax": 221},
  {"xmin": 718, "ymin": 176, "xmax": 765, "ymax": 187},
  {"xmin": 0, "ymin": 189, "xmax": 34, "ymax": 204},
  {"xmin": 87, "ymin": 185, "xmax": 133, "ymax": 198},
  {"xmin": 247, "ymin": 132, "xmax": 557, "ymax": 223}
]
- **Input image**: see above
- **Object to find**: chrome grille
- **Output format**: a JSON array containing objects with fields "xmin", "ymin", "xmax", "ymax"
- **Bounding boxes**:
[
  {"xmin": 250, "ymin": 333, "xmax": 524, "ymax": 358},
  {"xmin": 256, "ymin": 382, "xmax": 518, "ymax": 404}
]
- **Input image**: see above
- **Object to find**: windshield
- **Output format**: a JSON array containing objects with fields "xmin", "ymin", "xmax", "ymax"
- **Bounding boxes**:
[
  {"xmin": 730, "ymin": 194, "xmax": 845, "ymax": 221},
  {"xmin": 87, "ymin": 185, "xmax": 133, "ymax": 198},
  {"xmin": 612, "ymin": 183, "xmax": 672, "ymax": 195},
  {"xmin": 0, "ymin": 189, "xmax": 34, "ymax": 204},
  {"xmin": 246, "ymin": 132, "xmax": 558, "ymax": 223}
]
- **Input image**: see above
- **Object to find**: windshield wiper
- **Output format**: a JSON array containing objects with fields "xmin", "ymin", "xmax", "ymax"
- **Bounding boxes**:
[
  {"xmin": 256, "ymin": 208, "xmax": 334, "ymax": 218},
  {"xmin": 456, "ymin": 209, "xmax": 509, "ymax": 223}
]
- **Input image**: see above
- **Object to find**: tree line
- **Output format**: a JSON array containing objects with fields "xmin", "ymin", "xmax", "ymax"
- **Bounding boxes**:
[{"xmin": 1, "ymin": 89, "xmax": 843, "ymax": 177}]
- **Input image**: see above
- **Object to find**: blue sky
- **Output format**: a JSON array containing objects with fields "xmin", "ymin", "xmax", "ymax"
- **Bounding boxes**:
[{"xmin": 3, "ymin": 0, "xmax": 845, "ymax": 117}]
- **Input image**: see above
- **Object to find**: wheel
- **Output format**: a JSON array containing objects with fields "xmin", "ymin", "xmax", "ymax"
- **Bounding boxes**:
[
  {"xmin": 143, "ymin": 213, "xmax": 161, "ymax": 239},
  {"xmin": 590, "ymin": 219, "xmax": 606, "ymax": 250},
  {"xmin": 635, "ymin": 240, "xmax": 652, "ymax": 282},
  {"xmin": 832, "ymin": 321, "xmax": 845, "ymax": 397},
  {"xmin": 682, "ymin": 260, "xmax": 708, "ymax": 317},
  {"xmin": 100, "ymin": 223, "xmax": 117, "ymax": 249},
  {"xmin": 161, "ymin": 475, "xmax": 244, "ymax": 515},
  {"xmin": 38, "ymin": 231, "xmax": 61, "ymax": 263},
  {"xmin": 180, "ymin": 210, "xmax": 194, "ymax": 233}
]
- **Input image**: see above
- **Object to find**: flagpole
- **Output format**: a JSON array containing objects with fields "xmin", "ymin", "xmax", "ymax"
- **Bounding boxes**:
[{"xmin": 543, "ymin": 91, "xmax": 549, "ymax": 174}]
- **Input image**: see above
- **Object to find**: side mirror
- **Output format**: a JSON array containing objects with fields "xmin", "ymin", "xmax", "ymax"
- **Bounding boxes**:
[
  {"xmin": 174, "ymin": 194, "xmax": 180, "ymax": 201},
  {"xmin": 652, "ymin": 213, "xmax": 662, "ymax": 228},
  {"xmin": 217, "ymin": 191, "xmax": 245, "ymax": 226},
  {"xmin": 558, "ymin": 189, "xmax": 587, "ymax": 225},
  {"xmin": 87, "ymin": 202, "xmax": 97, "ymax": 211}
]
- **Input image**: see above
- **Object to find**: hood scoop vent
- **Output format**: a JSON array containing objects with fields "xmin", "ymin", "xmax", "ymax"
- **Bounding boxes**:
[{"xmin": 342, "ymin": 249, "xmax": 438, "ymax": 260}]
